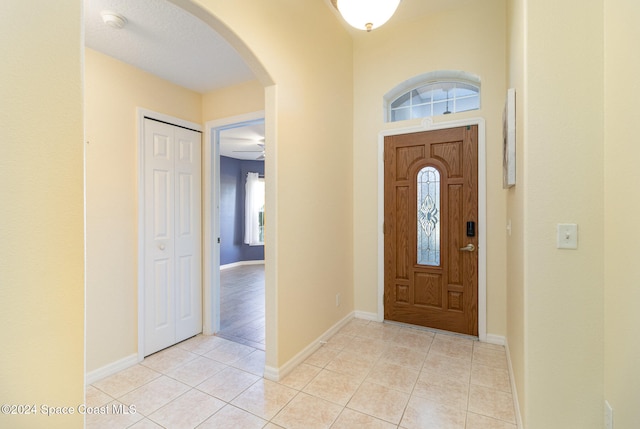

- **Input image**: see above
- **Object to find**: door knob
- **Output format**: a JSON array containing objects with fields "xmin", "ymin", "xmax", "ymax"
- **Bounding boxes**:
[
  {"xmin": 460, "ymin": 243, "xmax": 475, "ymax": 252},
  {"xmin": 159, "ymin": 244, "xmax": 166, "ymax": 251}
]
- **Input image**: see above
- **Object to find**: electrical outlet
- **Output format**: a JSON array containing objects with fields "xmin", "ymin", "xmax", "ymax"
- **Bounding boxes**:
[
  {"xmin": 605, "ymin": 400, "xmax": 613, "ymax": 429},
  {"xmin": 336, "ymin": 293, "xmax": 341, "ymax": 307}
]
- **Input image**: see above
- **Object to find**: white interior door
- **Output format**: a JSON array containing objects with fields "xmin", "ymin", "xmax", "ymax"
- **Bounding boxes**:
[{"xmin": 144, "ymin": 118, "xmax": 202, "ymax": 356}]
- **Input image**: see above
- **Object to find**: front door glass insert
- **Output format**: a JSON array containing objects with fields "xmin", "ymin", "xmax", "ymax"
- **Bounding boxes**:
[{"xmin": 417, "ymin": 166, "xmax": 440, "ymax": 266}]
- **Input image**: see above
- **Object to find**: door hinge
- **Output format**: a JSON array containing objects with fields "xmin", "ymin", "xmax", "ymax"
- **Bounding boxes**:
[{"xmin": 217, "ymin": 237, "xmax": 221, "ymax": 244}]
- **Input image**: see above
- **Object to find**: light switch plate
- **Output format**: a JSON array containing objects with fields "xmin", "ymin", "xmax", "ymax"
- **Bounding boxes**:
[{"xmin": 557, "ymin": 223, "xmax": 578, "ymax": 249}]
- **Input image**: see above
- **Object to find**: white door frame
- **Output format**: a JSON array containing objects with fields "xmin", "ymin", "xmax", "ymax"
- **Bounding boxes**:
[
  {"xmin": 202, "ymin": 111, "xmax": 265, "ymax": 336},
  {"xmin": 136, "ymin": 108, "xmax": 203, "ymax": 362},
  {"xmin": 377, "ymin": 117, "xmax": 487, "ymax": 342}
]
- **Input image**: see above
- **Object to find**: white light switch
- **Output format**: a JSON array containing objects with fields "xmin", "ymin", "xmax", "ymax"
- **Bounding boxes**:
[{"xmin": 557, "ymin": 223, "xmax": 578, "ymax": 249}]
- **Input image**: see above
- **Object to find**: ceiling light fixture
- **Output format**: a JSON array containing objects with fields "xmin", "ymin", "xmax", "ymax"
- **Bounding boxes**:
[
  {"xmin": 100, "ymin": 11, "xmax": 127, "ymax": 29},
  {"xmin": 331, "ymin": 0, "xmax": 401, "ymax": 32}
]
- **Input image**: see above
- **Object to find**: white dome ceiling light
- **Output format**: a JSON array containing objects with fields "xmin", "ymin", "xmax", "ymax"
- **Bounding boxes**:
[
  {"xmin": 100, "ymin": 11, "xmax": 127, "ymax": 29},
  {"xmin": 332, "ymin": 0, "xmax": 401, "ymax": 32}
]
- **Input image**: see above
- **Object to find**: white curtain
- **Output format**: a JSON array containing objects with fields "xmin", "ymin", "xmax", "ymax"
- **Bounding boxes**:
[{"xmin": 244, "ymin": 172, "xmax": 265, "ymax": 245}]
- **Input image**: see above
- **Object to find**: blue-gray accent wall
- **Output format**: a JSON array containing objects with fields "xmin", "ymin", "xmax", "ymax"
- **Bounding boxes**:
[{"xmin": 219, "ymin": 155, "xmax": 265, "ymax": 265}]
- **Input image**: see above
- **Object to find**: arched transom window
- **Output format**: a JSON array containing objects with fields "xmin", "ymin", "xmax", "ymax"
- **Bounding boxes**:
[{"xmin": 385, "ymin": 71, "xmax": 481, "ymax": 123}]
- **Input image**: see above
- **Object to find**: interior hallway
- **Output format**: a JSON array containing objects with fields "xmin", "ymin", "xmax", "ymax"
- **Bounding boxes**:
[{"xmin": 86, "ymin": 318, "xmax": 516, "ymax": 428}]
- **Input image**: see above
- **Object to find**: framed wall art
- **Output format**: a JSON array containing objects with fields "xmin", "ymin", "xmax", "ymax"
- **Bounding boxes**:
[{"xmin": 503, "ymin": 88, "xmax": 516, "ymax": 188}]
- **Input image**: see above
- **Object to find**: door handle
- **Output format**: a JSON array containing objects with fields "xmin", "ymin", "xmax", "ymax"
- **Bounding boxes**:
[{"xmin": 460, "ymin": 243, "xmax": 475, "ymax": 252}]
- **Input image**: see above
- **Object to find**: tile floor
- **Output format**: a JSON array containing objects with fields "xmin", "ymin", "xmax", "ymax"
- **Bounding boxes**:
[{"xmin": 87, "ymin": 318, "xmax": 517, "ymax": 428}]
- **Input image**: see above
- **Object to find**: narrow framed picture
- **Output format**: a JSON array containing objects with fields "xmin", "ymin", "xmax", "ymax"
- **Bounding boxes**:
[{"xmin": 503, "ymin": 88, "xmax": 516, "ymax": 188}]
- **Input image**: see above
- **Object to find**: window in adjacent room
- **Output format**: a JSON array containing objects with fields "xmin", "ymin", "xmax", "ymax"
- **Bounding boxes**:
[{"xmin": 244, "ymin": 172, "xmax": 265, "ymax": 246}]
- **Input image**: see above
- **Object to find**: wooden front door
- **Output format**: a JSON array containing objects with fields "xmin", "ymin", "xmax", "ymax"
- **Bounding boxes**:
[{"xmin": 384, "ymin": 126, "xmax": 478, "ymax": 336}]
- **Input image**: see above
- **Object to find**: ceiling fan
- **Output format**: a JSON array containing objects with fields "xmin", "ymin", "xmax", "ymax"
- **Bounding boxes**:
[{"xmin": 231, "ymin": 141, "xmax": 265, "ymax": 160}]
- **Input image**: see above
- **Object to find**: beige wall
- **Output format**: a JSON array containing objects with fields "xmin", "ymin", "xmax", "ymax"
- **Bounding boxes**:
[
  {"xmin": 604, "ymin": 0, "xmax": 640, "ymax": 427},
  {"xmin": 352, "ymin": 0, "xmax": 508, "ymax": 337},
  {"xmin": 0, "ymin": 1, "xmax": 85, "ymax": 428},
  {"xmin": 202, "ymin": 79, "xmax": 264, "ymax": 122},
  {"xmin": 85, "ymin": 48, "xmax": 202, "ymax": 372},
  {"xmin": 506, "ymin": 0, "xmax": 526, "ymax": 423},
  {"xmin": 507, "ymin": 0, "xmax": 605, "ymax": 427},
  {"xmin": 192, "ymin": 0, "xmax": 355, "ymax": 366}
]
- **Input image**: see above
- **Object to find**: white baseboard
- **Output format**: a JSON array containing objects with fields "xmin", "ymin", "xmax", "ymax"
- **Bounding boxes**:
[
  {"xmin": 220, "ymin": 260, "xmax": 265, "ymax": 270},
  {"xmin": 354, "ymin": 311, "xmax": 380, "ymax": 321},
  {"xmin": 504, "ymin": 338, "xmax": 524, "ymax": 429},
  {"xmin": 263, "ymin": 311, "xmax": 356, "ymax": 381},
  {"xmin": 85, "ymin": 353, "xmax": 140, "ymax": 386},
  {"xmin": 484, "ymin": 333, "xmax": 506, "ymax": 346}
]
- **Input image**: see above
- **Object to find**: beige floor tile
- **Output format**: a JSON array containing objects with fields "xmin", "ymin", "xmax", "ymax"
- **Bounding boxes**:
[
  {"xmin": 332, "ymin": 408, "xmax": 398, "ymax": 429},
  {"xmin": 468, "ymin": 384, "xmax": 516, "ymax": 424},
  {"xmin": 231, "ymin": 379, "xmax": 298, "ymax": 420},
  {"xmin": 176, "ymin": 334, "xmax": 227, "ymax": 355},
  {"xmin": 347, "ymin": 381, "xmax": 410, "ymax": 425},
  {"xmin": 389, "ymin": 328, "xmax": 434, "ymax": 350},
  {"xmin": 473, "ymin": 341, "xmax": 506, "ymax": 352},
  {"xmin": 379, "ymin": 343, "xmax": 428, "ymax": 371},
  {"xmin": 118, "ymin": 376, "xmax": 190, "ymax": 416},
  {"xmin": 231, "ymin": 349, "xmax": 266, "ymax": 375},
  {"xmin": 302, "ymin": 368, "xmax": 362, "ymax": 405},
  {"xmin": 471, "ymin": 363, "xmax": 511, "ymax": 392},
  {"xmin": 324, "ymin": 350, "xmax": 376, "ymax": 381},
  {"xmin": 195, "ymin": 366, "xmax": 260, "ymax": 402},
  {"xmin": 128, "ymin": 418, "xmax": 164, "ymax": 428},
  {"xmin": 140, "ymin": 346, "xmax": 199, "ymax": 373},
  {"xmin": 356, "ymin": 321, "xmax": 400, "ymax": 341},
  {"xmin": 91, "ymin": 364, "xmax": 160, "ymax": 398},
  {"xmin": 341, "ymin": 336, "xmax": 387, "ymax": 359},
  {"xmin": 338, "ymin": 318, "xmax": 370, "ymax": 336},
  {"xmin": 86, "ymin": 385, "xmax": 114, "ymax": 408},
  {"xmin": 365, "ymin": 360, "xmax": 419, "ymax": 393},
  {"xmin": 198, "ymin": 404, "xmax": 267, "ymax": 429},
  {"xmin": 326, "ymin": 332, "xmax": 355, "ymax": 350},
  {"xmin": 413, "ymin": 370, "xmax": 470, "ymax": 409},
  {"xmin": 278, "ymin": 363, "xmax": 322, "ymax": 390},
  {"xmin": 147, "ymin": 389, "xmax": 224, "ymax": 429},
  {"xmin": 423, "ymin": 352, "xmax": 472, "ymax": 383},
  {"xmin": 272, "ymin": 392, "xmax": 342, "ymax": 429},
  {"xmin": 304, "ymin": 345, "xmax": 341, "ymax": 368},
  {"xmin": 429, "ymin": 335, "xmax": 474, "ymax": 360},
  {"xmin": 472, "ymin": 347, "xmax": 508, "ymax": 370},
  {"xmin": 203, "ymin": 340, "xmax": 256, "ymax": 364},
  {"xmin": 165, "ymin": 356, "xmax": 226, "ymax": 386},
  {"xmin": 466, "ymin": 412, "xmax": 518, "ymax": 429},
  {"xmin": 400, "ymin": 396, "xmax": 466, "ymax": 429},
  {"xmin": 85, "ymin": 400, "xmax": 143, "ymax": 429}
]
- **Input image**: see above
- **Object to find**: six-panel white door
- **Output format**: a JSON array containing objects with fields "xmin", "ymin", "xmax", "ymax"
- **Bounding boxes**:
[{"xmin": 144, "ymin": 118, "xmax": 202, "ymax": 356}]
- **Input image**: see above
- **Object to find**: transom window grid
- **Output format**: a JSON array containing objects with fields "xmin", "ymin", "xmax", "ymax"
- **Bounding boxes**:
[{"xmin": 389, "ymin": 81, "xmax": 480, "ymax": 122}]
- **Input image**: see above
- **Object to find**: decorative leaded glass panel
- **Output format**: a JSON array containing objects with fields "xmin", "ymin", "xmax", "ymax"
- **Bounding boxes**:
[{"xmin": 417, "ymin": 167, "xmax": 440, "ymax": 266}]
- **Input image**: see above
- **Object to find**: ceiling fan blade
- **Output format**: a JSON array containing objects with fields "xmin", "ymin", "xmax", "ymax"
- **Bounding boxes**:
[{"xmin": 221, "ymin": 137, "xmax": 265, "ymax": 143}]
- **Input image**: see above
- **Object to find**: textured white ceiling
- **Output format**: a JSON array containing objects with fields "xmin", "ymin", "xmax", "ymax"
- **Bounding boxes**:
[
  {"xmin": 84, "ymin": 0, "xmax": 262, "ymax": 160},
  {"xmin": 84, "ymin": 0, "xmax": 255, "ymax": 94},
  {"xmin": 85, "ymin": 0, "xmax": 471, "ymax": 161}
]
